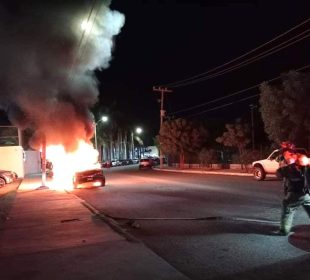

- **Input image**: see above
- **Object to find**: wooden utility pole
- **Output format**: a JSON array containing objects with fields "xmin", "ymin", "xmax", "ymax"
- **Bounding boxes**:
[{"xmin": 153, "ymin": 86, "xmax": 172, "ymax": 168}]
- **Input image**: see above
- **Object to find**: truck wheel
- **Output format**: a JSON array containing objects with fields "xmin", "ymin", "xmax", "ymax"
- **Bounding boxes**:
[
  {"xmin": 253, "ymin": 166, "xmax": 266, "ymax": 181},
  {"xmin": 0, "ymin": 177, "xmax": 6, "ymax": 187}
]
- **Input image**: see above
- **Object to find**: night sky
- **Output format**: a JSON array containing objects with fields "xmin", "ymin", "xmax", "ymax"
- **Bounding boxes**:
[
  {"xmin": 96, "ymin": 0, "xmax": 310, "ymax": 143},
  {"xmin": 0, "ymin": 0, "xmax": 309, "ymax": 146}
]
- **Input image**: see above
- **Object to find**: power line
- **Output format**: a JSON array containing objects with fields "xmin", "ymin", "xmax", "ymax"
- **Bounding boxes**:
[
  {"xmin": 186, "ymin": 94, "xmax": 259, "ymax": 118},
  {"xmin": 78, "ymin": 0, "xmax": 102, "ymax": 65},
  {"xmin": 170, "ymin": 84, "xmax": 260, "ymax": 115},
  {"xmin": 169, "ymin": 31, "xmax": 310, "ymax": 88},
  {"xmin": 156, "ymin": 18, "xmax": 309, "ymax": 88},
  {"xmin": 169, "ymin": 63, "xmax": 310, "ymax": 117},
  {"xmin": 69, "ymin": 0, "xmax": 99, "ymax": 76}
]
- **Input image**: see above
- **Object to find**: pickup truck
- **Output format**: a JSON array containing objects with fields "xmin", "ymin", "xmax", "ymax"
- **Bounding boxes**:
[{"xmin": 252, "ymin": 148, "xmax": 308, "ymax": 181}]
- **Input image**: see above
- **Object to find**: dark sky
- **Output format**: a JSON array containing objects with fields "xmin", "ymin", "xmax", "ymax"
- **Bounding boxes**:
[
  {"xmin": 0, "ymin": 0, "xmax": 309, "ymax": 146},
  {"xmin": 95, "ymin": 0, "xmax": 309, "ymax": 142}
]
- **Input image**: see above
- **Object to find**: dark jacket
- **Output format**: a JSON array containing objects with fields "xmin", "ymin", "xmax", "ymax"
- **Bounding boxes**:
[{"xmin": 276, "ymin": 163, "xmax": 308, "ymax": 194}]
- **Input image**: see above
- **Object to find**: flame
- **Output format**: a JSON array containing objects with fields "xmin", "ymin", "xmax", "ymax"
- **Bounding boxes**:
[
  {"xmin": 283, "ymin": 151, "xmax": 298, "ymax": 164},
  {"xmin": 46, "ymin": 140, "xmax": 100, "ymax": 190},
  {"xmin": 283, "ymin": 151, "xmax": 310, "ymax": 166}
]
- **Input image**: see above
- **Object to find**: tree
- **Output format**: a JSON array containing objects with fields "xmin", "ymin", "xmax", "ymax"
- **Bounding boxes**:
[
  {"xmin": 158, "ymin": 118, "xmax": 208, "ymax": 168},
  {"xmin": 216, "ymin": 118, "xmax": 250, "ymax": 158},
  {"xmin": 198, "ymin": 148, "xmax": 218, "ymax": 168},
  {"xmin": 259, "ymin": 71, "xmax": 310, "ymax": 149}
]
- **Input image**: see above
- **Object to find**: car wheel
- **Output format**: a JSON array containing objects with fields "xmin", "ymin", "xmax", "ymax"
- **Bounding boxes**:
[
  {"xmin": 0, "ymin": 177, "xmax": 6, "ymax": 187},
  {"xmin": 253, "ymin": 166, "xmax": 266, "ymax": 181}
]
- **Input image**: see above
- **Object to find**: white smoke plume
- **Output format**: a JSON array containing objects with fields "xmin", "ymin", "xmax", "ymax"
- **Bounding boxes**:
[{"xmin": 0, "ymin": 0, "xmax": 125, "ymax": 151}]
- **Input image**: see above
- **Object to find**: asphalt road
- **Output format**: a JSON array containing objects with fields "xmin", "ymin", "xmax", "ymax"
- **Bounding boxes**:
[{"xmin": 72, "ymin": 165, "xmax": 310, "ymax": 280}]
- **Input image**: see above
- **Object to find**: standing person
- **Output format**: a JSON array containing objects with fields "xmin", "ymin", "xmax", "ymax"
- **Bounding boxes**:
[
  {"xmin": 278, "ymin": 141, "xmax": 296, "ymax": 165},
  {"xmin": 275, "ymin": 153, "xmax": 310, "ymax": 235}
]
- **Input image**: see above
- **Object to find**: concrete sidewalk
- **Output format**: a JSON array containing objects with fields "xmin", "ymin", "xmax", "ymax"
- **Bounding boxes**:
[{"xmin": 0, "ymin": 177, "xmax": 189, "ymax": 280}]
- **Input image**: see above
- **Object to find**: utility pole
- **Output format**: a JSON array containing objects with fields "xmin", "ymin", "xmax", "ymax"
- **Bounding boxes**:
[
  {"xmin": 250, "ymin": 104, "xmax": 257, "ymax": 151},
  {"xmin": 153, "ymin": 86, "xmax": 172, "ymax": 169},
  {"xmin": 38, "ymin": 134, "xmax": 48, "ymax": 190}
]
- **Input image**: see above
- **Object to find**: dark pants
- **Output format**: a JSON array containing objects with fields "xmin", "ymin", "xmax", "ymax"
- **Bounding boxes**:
[{"xmin": 280, "ymin": 192, "xmax": 310, "ymax": 234}]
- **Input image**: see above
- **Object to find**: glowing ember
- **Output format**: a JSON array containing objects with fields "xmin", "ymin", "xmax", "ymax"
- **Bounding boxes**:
[{"xmin": 46, "ymin": 140, "xmax": 100, "ymax": 190}]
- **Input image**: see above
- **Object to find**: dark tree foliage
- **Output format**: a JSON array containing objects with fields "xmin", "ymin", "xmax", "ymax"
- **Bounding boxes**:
[
  {"xmin": 158, "ymin": 118, "xmax": 208, "ymax": 168},
  {"xmin": 198, "ymin": 148, "xmax": 218, "ymax": 167},
  {"xmin": 216, "ymin": 118, "xmax": 250, "ymax": 156},
  {"xmin": 259, "ymin": 71, "xmax": 310, "ymax": 149}
]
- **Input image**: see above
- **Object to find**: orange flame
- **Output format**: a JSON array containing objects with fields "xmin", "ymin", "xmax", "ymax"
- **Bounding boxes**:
[
  {"xmin": 284, "ymin": 151, "xmax": 310, "ymax": 166},
  {"xmin": 46, "ymin": 140, "xmax": 100, "ymax": 190}
]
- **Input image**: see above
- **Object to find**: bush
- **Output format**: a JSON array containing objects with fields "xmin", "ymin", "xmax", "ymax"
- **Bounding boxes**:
[{"xmin": 198, "ymin": 148, "xmax": 218, "ymax": 167}]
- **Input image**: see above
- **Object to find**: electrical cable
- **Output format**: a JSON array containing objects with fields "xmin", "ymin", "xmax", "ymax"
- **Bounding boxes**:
[
  {"xmin": 169, "ymin": 31, "xmax": 310, "ymax": 88},
  {"xmin": 78, "ymin": 0, "xmax": 102, "ymax": 65},
  {"xmin": 186, "ymin": 94, "xmax": 259, "ymax": 118},
  {"xmin": 155, "ymin": 18, "xmax": 309, "ymax": 88},
  {"xmin": 69, "ymin": 0, "xmax": 98, "ymax": 76},
  {"xmin": 168, "ymin": 63, "xmax": 310, "ymax": 117}
]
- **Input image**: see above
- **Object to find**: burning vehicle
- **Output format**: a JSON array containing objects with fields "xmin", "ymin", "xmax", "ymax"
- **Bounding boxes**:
[
  {"xmin": 73, "ymin": 168, "xmax": 105, "ymax": 189},
  {"xmin": 0, "ymin": 0, "xmax": 125, "ymax": 190},
  {"xmin": 0, "ymin": 1, "xmax": 125, "ymax": 191}
]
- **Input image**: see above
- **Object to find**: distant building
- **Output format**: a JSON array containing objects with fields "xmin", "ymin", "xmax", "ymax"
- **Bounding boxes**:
[{"xmin": 143, "ymin": 146, "xmax": 159, "ymax": 158}]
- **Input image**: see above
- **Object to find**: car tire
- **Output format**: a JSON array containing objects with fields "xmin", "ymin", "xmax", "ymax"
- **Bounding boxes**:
[
  {"xmin": 253, "ymin": 166, "xmax": 266, "ymax": 181},
  {"xmin": 0, "ymin": 177, "xmax": 6, "ymax": 187}
]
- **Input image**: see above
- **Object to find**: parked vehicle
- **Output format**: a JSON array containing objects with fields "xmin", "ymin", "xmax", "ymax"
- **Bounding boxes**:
[
  {"xmin": 120, "ymin": 159, "xmax": 131, "ymax": 165},
  {"xmin": 73, "ymin": 169, "xmax": 105, "ymax": 189},
  {"xmin": 139, "ymin": 158, "xmax": 154, "ymax": 169},
  {"xmin": 0, "ymin": 169, "xmax": 17, "ymax": 187},
  {"xmin": 101, "ymin": 161, "xmax": 111, "ymax": 168},
  {"xmin": 252, "ymin": 148, "xmax": 308, "ymax": 181},
  {"xmin": 111, "ymin": 159, "xmax": 121, "ymax": 167}
]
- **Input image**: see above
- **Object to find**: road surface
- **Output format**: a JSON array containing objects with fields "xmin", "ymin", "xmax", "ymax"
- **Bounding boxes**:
[{"xmin": 72, "ymin": 165, "xmax": 310, "ymax": 280}]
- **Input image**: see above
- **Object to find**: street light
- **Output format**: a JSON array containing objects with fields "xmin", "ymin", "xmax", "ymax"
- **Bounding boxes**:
[
  {"xmin": 94, "ymin": 115, "xmax": 109, "ymax": 151},
  {"xmin": 131, "ymin": 127, "xmax": 143, "ymax": 159},
  {"xmin": 81, "ymin": 19, "xmax": 92, "ymax": 33},
  {"xmin": 136, "ymin": 127, "xmax": 142, "ymax": 134}
]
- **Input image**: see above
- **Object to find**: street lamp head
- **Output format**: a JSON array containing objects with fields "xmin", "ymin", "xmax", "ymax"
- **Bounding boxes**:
[
  {"xmin": 81, "ymin": 19, "xmax": 92, "ymax": 33},
  {"xmin": 136, "ymin": 127, "xmax": 142, "ymax": 134},
  {"xmin": 101, "ymin": 116, "xmax": 108, "ymax": 122}
]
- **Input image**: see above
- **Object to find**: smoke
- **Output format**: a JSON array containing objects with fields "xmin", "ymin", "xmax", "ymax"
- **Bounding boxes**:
[{"xmin": 0, "ymin": 0, "xmax": 125, "ymax": 151}]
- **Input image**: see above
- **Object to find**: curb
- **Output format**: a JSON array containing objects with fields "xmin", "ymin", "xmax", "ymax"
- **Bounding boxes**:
[
  {"xmin": 67, "ymin": 191, "xmax": 140, "ymax": 243},
  {"xmin": 153, "ymin": 168, "xmax": 253, "ymax": 176}
]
